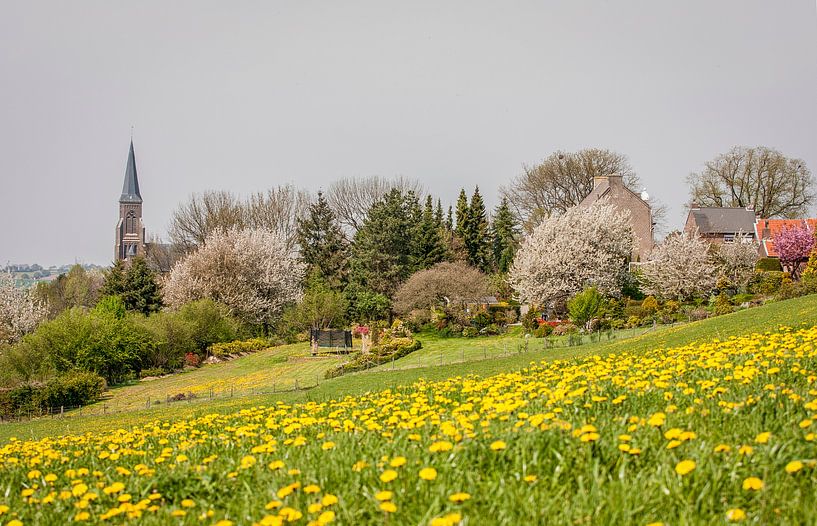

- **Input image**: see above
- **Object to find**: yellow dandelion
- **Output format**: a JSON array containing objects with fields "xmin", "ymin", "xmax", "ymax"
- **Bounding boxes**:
[
  {"xmin": 419, "ymin": 467, "xmax": 438, "ymax": 481},
  {"xmin": 674, "ymin": 460, "xmax": 696, "ymax": 476}
]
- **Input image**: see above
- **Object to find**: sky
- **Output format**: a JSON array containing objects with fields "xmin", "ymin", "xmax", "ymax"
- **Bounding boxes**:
[{"xmin": 1, "ymin": 0, "xmax": 816, "ymax": 267}]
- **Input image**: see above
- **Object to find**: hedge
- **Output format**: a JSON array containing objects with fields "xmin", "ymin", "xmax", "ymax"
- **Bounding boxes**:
[
  {"xmin": 208, "ymin": 338, "xmax": 271, "ymax": 358},
  {"xmin": 325, "ymin": 337, "xmax": 421, "ymax": 379},
  {"xmin": 0, "ymin": 370, "xmax": 106, "ymax": 418}
]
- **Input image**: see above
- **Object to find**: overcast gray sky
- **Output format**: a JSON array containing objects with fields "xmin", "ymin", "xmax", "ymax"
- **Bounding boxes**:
[{"xmin": 1, "ymin": 1, "xmax": 815, "ymax": 266}]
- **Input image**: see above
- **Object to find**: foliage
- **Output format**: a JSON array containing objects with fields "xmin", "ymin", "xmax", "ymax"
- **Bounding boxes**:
[
  {"xmin": 772, "ymin": 225, "xmax": 815, "ymax": 280},
  {"xmin": 283, "ymin": 275, "xmax": 349, "ymax": 332},
  {"xmin": 0, "ymin": 371, "xmax": 105, "ymax": 417},
  {"xmin": 713, "ymin": 293, "xmax": 734, "ymax": 316},
  {"xmin": 34, "ymin": 264, "xmax": 103, "ymax": 318},
  {"xmin": 552, "ymin": 323, "xmax": 578, "ymax": 336},
  {"xmin": 348, "ymin": 189, "xmax": 422, "ymax": 298},
  {"xmin": 460, "ymin": 186, "xmax": 492, "ymax": 271},
  {"xmin": 639, "ymin": 230, "xmax": 718, "ymax": 301},
  {"xmin": 102, "ymin": 257, "xmax": 163, "ymax": 315},
  {"xmin": 756, "ymin": 257, "xmax": 783, "ymax": 272},
  {"xmin": 164, "ymin": 228, "xmax": 305, "ymax": 328},
  {"xmin": 208, "ymin": 338, "xmax": 270, "ymax": 359},
  {"xmin": 393, "ymin": 262, "xmax": 489, "ymax": 323},
  {"xmin": 500, "ymin": 148, "xmax": 640, "ymax": 229},
  {"xmin": 641, "ymin": 295, "xmax": 659, "ymax": 314},
  {"xmin": 295, "ymin": 191, "xmax": 349, "ymax": 291},
  {"xmin": 510, "ymin": 203, "xmax": 635, "ymax": 307},
  {"xmin": 567, "ymin": 287, "xmax": 604, "ymax": 329},
  {"xmin": 0, "ymin": 272, "xmax": 47, "ymax": 345},
  {"xmin": 491, "ymin": 197, "xmax": 520, "ymax": 273},
  {"xmin": 748, "ymin": 271, "xmax": 786, "ymax": 296},
  {"xmin": 414, "ymin": 195, "xmax": 448, "ymax": 270},
  {"xmin": 343, "ymin": 285, "xmax": 391, "ymax": 324},
  {"xmin": 687, "ymin": 146, "xmax": 814, "ymax": 218}
]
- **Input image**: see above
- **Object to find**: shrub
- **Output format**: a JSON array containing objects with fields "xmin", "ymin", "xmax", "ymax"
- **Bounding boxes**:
[
  {"xmin": 533, "ymin": 325, "xmax": 553, "ymax": 338},
  {"xmin": 713, "ymin": 293, "xmax": 734, "ymax": 316},
  {"xmin": 462, "ymin": 327, "xmax": 479, "ymax": 338},
  {"xmin": 553, "ymin": 323, "xmax": 578, "ymax": 336},
  {"xmin": 521, "ymin": 309, "xmax": 541, "ymax": 332},
  {"xmin": 756, "ymin": 258, "xmax": 783, "ymax": 272},
  {"xmin": 641, "ymin": 296, "xmax": 659, "ymax": 314},
  {"xmin": 139, "ymin": 368, "xmax": 168, "ymax": 379},
  {"xmin": 324, "ymin": 337, "xmax": 421, "ymax": 378},
  {"xmin": 567, "ymin": 288, "xmax": 603, "ymax": 328},
  {"xmin": 35, "ymin": 371, "xmax": 106, "ymax": 409},
  {"xmin": 748, "ymin": 271, "xmax": 786, "ymax": 295},
  {"xmin": 731, "ymin": 293, "xmax": 756, "ymax": 306},
  {"xmin": 687, "ymin": 308, "xmax": 709, "ymax": 321},
  {"xmin": 184, "ymin": 352, "xmax": 201, "ymax": 368},
  {"xmin": 208, "ymin": 338, "xmax": 270, "ymax": 358},
  {"xmin": 625, "ymin": 315, "xmax": 643, "ymax": 328}
]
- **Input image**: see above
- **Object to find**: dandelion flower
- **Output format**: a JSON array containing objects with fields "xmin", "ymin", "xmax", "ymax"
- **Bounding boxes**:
[
  {"xmin": 380, "ymin": 470, "xmax": 398, "ymax": 483},
  {"xmin": 785, "ymin": 460, "xmax": 803, "ymax": 474},
  {"xmin": 419, "ymin": 467, "xmax": 438, "ymax": 481},
  {"xmin": 448, "ymin": 492, "xmax": 471, "ymax": 504},
  {"xmin": 742, "ymin": 477, "xmax": 763, "ymax": 491},
  {"xmin": 675, "ymin": 460, "xmax": 696, "ymax": 476}
]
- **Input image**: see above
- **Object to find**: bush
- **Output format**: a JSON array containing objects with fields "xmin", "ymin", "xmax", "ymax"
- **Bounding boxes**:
[
  {"xmin": 641, "ymin": 296, "xmax": 659, "ymax": 314},
  {"xmin": 731, "ymin": 293, "xmax": 756, "ymax": 306},
  {"xmin": 325, "ymin": 337, "xmax": 421, "ymax": 379},
  {"xmin": 568, "ymin": 288, "xmax": 603, "ymax": 328},
  {"xmin": 521, "ymin": 309, "xmax": 541, "ymax": 332},
  {"xmin": 208, "ymin": 338, "xmax": 270, "ymax": 358},
  {"xmin": 713, "ymin": 293, "xmax": 734, "ymax": 316},
  {"xmin": 553, "ymin": 323, "xmax": 578, "ymax": 336},
  {"xmin": 533, "ymin": 325, "xmax": 553, "ymax": 338},
  {"xmin": 139, "ymin": 367, "xmax": 168, "ymax": 379},
  {"xmin": 462, "ymin": 327, "xmax": 479, "ymax": 338},
  {"xmin": 756, "ymin": 258, "xmax": 783, "ymax": 272},
  {"xmin": 35, "ymin": 371, "xmax": 106, "ymax": 409},
  {"xmin": 469, "ymin": 311, "xmax": 493, "ymax": 331},
  {"xmin": 687, "ymin": 308, "xmax": 709, "ymax": 321},
  {"xmin": 748, "ymin": 271, "xmax": 785, "ymax": 295}
]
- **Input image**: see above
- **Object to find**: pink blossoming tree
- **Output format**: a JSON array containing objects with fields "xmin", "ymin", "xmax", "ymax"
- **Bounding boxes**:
[{"xmin": 773, "ymin": 225, "xmax": 815, "ymax": 280}]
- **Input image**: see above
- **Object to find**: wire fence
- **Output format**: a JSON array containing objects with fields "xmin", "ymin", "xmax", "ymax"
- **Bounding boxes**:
[{"xmin": 0, "ymin": 324, "xmax": 662, "ymax": 425}]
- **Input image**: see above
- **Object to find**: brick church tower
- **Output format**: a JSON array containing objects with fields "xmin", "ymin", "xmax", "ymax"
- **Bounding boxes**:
[{"xmin": 114, "ymin": 140, "xmax": 146, "ymax": 261}]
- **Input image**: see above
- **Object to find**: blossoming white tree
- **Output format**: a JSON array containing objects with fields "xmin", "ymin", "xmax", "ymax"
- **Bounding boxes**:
[
  {"xmin": 716, "ymin": 232, "xmax": 760, "ymax": 288},
  {"xmin": 639, "ymin": 229, "xmax": 718, "ymax": 300},
  {"xmin": 0, "ymin": 272, "xmax": 47, "ymax": 344},
  {"xmin": 509, "ymin": 203, "xmax": 635, "ymax": 307},
  {"xmin": 164, "ymin": 228, "xmax": 305, "ymax": 328}
]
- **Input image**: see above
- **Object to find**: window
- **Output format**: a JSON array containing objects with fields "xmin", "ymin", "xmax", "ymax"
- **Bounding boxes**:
[{"xmin": 723, "ymin": 233, "xmax": 735, "ymax": 243}]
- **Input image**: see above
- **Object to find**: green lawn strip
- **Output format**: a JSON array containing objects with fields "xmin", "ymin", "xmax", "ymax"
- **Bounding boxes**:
[{"xmin": 2, "ymin": 295, "xmax": 816, "ymax": 443}]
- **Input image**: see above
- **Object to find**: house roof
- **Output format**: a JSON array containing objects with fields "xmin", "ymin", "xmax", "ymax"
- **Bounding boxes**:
[
  {"xmin": 756, "ymin": 218, "xmax": 817, "ymax": 258},
  {"xmin": 120, "ymin": 140, "xmax": 142, "ymax": 204},
  {"xmin": 688, "ymin": 207, "xmax": 756, "ymax": 234}
]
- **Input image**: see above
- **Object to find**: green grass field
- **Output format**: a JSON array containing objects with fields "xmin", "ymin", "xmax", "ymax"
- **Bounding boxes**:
[
  {"xmin": 2, "ymin": 295, "xmax": 817, "ymax": 444},
  {"xmin": 1, "ymin": 295, "xmax": 816, "ymax": 525}
]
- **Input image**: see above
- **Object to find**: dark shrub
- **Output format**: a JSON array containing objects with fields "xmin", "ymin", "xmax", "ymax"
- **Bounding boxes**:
[
  {"xmin": 756, "ymin": 258, "xmax": 783, "ymax": 272},
  {"xmin": 36, "ymin": 371, "xmax": 106, "ymax": 409}
]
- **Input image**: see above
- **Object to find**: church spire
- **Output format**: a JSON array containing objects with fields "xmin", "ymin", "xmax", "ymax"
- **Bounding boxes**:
[{"xmin": 120, "ymin": 140, "xmax": 142, "ymax": 203}]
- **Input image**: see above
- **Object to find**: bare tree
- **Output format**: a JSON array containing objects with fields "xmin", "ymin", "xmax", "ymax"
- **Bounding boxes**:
[
  {"xmin": 393, "ymin": 262, "xmax": 489, "ymax": 318},
  {"xmin": 501, "ymin": 148, "xmax": 640, "ymax": 230},
  {"xmin": 245, "ymin": 185, "xmax": 311, "ymax": 253},
  {"xmin": 168, "ymin": 190, "xmax": 245, "ymax": 251},
  {"xmin": 687, "ymin": 146, "xmax": 814, "ymax": 218},
  {"xmin": 326, "ymin": 175, "xmax": 425, "ymax": 232},
  {"xmin": 168, "ymin": 185, "xmax": 310, "ymax": 254}
]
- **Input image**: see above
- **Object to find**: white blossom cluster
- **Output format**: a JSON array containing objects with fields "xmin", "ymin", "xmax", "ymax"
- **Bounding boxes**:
[
  {"xmin": 0, "ymin": 272, "xmax": 47, "ymax": 344},
  {"xmin": 164, "ymin": 228, "xmax": 305, "ymax": 325},
  {"xmin": 509, "ymin": 203, "xmax": 635, "ymax": 306},
  {"xmin": 639, "ymin": 229, "xmax": 719, "ymax": 300}
]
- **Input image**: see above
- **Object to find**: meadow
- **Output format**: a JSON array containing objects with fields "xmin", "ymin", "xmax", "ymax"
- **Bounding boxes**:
[{"xmin": 0, "ymin": 297, "xmax": 816, "ymax": 524}]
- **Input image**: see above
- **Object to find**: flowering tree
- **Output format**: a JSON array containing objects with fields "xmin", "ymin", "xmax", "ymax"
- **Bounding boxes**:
[
  {"xmin": 773, "ymin": 225, "xmax": 815, "ymax": 280},
  {"xmin": 509, "ymin": 203, "xmax": 635, "ymax": 307},
  {"xmin": 716, "ymin": 232, "xmax": 760, "ymax": 288},
  {"xmin": 639, "ymin": 230, "xmax": 718, "ymax": 300},
  {"xmin": 164, "ymin": 228, "xmax": 305, "ymax": 328},
  {"xmin": 0, "ymin": 272, "xmax": 47, "ymax": 344}
]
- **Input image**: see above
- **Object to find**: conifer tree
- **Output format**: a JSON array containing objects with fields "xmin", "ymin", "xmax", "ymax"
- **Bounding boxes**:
[
  {"xmin": 464, "ymin": 186, "xmax": 492, "ymax": 272},
  {"xmin": 349, "ymin": 189, "xmax": 421, "ymax": 297},
  {"xmin": 101, "ymin": 260, "xmax": 127, "ymax": 298},
  {"xmin": 455, "ymin": 189, "xmax": 469, "ymax": 239},
  {"xmin": 121, "ymin": 257, "xmax": 163, "ymax": 315},
  {"xmin": 296, "ymin": 191, "xmax": 349, "ymax": 290},
  {"xmin": 434, "ymin": 199, "xmax": 444, "ymax": 229},
  {"xmin": 446, "ymin": 206, "xmax": 454, "ymax": 232},
  {"xmin": 415, "ymin": 195, "xmax": 448, "ymax": 269},
  {"xmin": 491, "ymin": 197, "xmax": 520, "ymax": 273}
]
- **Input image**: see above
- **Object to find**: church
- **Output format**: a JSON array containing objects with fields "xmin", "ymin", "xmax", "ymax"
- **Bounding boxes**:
[{"xmin": 114, "ymin": 140, "xmax": 146, "ymax": 262}]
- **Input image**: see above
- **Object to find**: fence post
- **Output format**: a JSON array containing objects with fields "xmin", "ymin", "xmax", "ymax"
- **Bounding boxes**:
[
  {"xmin": 392, "ymin": 355, "xmax": 395, "ymax": 370},
  {"xmin": 146, "ymin": 398, "xmax": 150, "ymax": 409},
  {"xmin": 103, "ymin": 404, "xmax": 107, "ymax": 415},
  {"xmin": 230, "ymin": 386, "xmax": 233, "ymax": 398},
  {"xmin": 295, "ymin": 379, "xmax": 299, "ymax": 390},
  {"xmin": 60, "ymin": 405, "xmax": 64, "ymax": 418}
]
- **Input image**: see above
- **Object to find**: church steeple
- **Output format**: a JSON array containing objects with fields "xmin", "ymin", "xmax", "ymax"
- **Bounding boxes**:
[
  {"xmin": 120, "ymin": 140, "xmax": 142, "ymax": 203},
  {"xmin": 115, "ymin": 140, "xmax": 146, "ymax": 261}
]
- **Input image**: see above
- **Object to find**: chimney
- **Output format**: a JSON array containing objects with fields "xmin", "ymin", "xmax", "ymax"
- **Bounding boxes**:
[{"xmin": 593, "ymin": 175, "xmax": 609, "ymax": 189}]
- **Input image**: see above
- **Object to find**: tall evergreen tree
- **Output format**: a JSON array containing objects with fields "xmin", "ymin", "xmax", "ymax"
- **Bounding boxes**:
[
  {"xmin": 415, "ymin": 195, "xmax": 448, "ymax": 269},
  {"xmin": 349, "ymin": 189, "xmax": 422, "ymax": 297},
  {"xmin": 491, "ymin": 197, "xmax": 520, "ymax": 273},
  {"xmin": 455, "ymin": 189, "xmax": 469, "ymax": 239},
  {"xmin": 446, "ymin": 206, "xmax": 454, "ymax": 232},
  {"xmin": 101, "ymin": 260, "xmax": 127, "ymax": 298},
  {"xmin": 121, "ymin": 257, "xmax": 163, "ymax": 314},
  {"xmin": 434, "ymin": 199, "xmax": 444, "ymax": 229},
  {"xmin": 296, "ymin": 191, "xmax": 349, "ymax": 290},
  {"xmin": 464, "ymin": 186, "xmax": 492, "ymax": 271}
]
